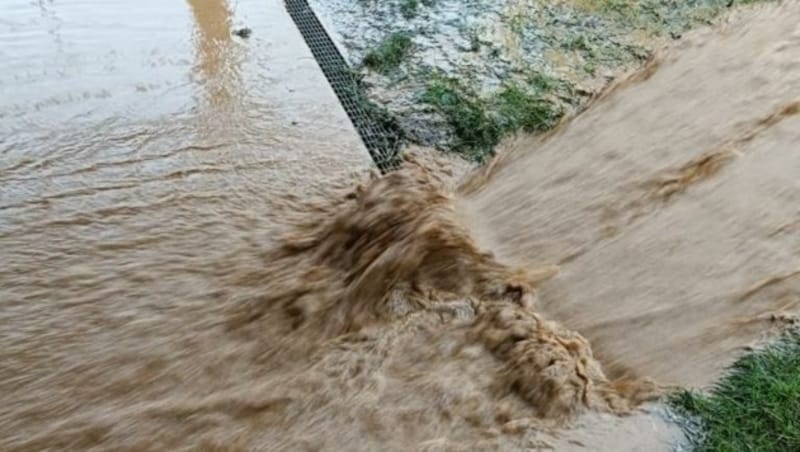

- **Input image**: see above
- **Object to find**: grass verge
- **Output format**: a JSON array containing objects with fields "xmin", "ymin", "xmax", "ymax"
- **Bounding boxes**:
[
  {"xmin": 670, "ymin": 331, "xmax": 800, "ymax": 452},
  {"xmin": 363, "ymin": 33, "xmax": 413, "ymax": 74},
  {"xmin": 421, "ymin": 73, "xmax": 568, "ymax": 161}
]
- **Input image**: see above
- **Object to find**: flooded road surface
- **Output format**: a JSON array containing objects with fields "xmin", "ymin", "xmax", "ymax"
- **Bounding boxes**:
[
  {"xmin": 3, "ymin": 1, "xmax": 799, "ymax": 451},
  {"xmin": 1, "ymin": 0, "xmax": 371, "ymax": 449}
]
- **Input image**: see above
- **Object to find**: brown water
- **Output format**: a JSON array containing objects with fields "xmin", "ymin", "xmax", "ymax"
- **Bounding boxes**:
[
  {"xmin": 3, "ymin": 1, "xmax": 799, "ymax": 451},
  {"xmin": 1, "ymin": 0, "xmax": 371, "ymax": 449},
  {"xmin": 460, "ymin": 2, "xmax": 800, "ymax": 388}
]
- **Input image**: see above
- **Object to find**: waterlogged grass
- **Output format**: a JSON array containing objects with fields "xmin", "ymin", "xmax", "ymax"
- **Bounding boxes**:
[
  {"xmin": 399, "ymin": 0, "xmax": 419, "ymax": 18},
  {"xmin": 495, "ymin": 85, "xmax": 564, "ymax": 133},
  {"xmin": 363, "ymin": 33, "xmax": 413, "ymax": 74},
  {"xmin": 346, "ymin": 0, "xmax": 775, "ymax": 155},
  {"xmin": 422, "ymin": 73, "xmax": 567, "ymax": 160},
  {"xmin": 670, "ymin": 332, "xmax": 800, "ymax": 452},
  {"xmin": 422, "ymin": 78, "xmax": 501, "ymax": 161},
  {"xmin": 573, "ymin": 0, "xmax": 771, "ymax": 36},
  {"xmin": 552, "ymin": 0, "xmax": 775, "ymax": 81}
]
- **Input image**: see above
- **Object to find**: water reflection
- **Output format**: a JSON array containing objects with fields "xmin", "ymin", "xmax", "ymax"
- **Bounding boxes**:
[
  {"xmin": 1, "ymin": 1, "xmax": 369, "ymax": 446},
  {"xmin": 186, "ymin": 0, "xmax": 241, "ymax": 108}
]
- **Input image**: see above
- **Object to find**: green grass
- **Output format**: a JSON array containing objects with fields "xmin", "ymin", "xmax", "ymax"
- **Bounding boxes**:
[
  {"xmin": 670, "ymin": 332, "xmax": 800, "ymax": 452},
  {"xmin": 363, "ymin": 33, "xmax": 413, "ymax": 74},
  {"xmin": 422, "ymin": 77, "xmax": 503, "ymax": 161},
  {"xmin": 495, "ymin": 85, "xmax": 563, "ymax": 133},
  {"xmin": 421, "ymin": 73, "xmax": 566, "ymax": 161}
]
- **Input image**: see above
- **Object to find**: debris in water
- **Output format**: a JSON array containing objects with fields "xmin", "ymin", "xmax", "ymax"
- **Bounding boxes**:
[{"xmin": 233, "ymin": 27, "xmax": 252, "ymax": 38}]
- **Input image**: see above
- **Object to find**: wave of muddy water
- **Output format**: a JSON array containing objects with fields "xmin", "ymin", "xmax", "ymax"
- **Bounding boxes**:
[
  {"xmin": 2, "ymin": 1, "xmax": 799, "ymax": 452},
  {"xmin": 460, "ymin": 1, "xmax": 800, "ymax": 389}
]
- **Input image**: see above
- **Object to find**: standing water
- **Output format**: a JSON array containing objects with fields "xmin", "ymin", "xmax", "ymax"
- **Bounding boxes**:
[{"xmin": 1, "ymin": 0, "xmax": 371, "ymax": 449}]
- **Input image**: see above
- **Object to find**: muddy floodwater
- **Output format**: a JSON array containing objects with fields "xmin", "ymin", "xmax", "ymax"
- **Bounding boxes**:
[
  {"xmin": 1, "ymin": 0, "xmax": 371, "ymax": 449},
  {"xmin": 2, "ymin": 1, "xmax": 799, "ymax": 451}
]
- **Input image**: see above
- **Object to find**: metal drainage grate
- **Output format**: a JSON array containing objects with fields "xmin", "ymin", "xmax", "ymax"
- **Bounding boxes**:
[{"xmin": 285, "ymin": 0, "xmax": 403, "ymax": 172}]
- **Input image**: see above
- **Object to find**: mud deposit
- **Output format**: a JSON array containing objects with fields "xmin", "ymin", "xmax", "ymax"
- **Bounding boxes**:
[{"xmin": 2, "ymin": 1, "xmax": 799, "ymax": 452}]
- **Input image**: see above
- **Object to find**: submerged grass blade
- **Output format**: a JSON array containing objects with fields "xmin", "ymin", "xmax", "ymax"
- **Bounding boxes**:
[
  {"xmin": 670, "ymin": 331, "xmax": 800, "ymax": 452},
  {"xmin": 363, "ymin": 33, "xmax": 414, "ymax": 74}
]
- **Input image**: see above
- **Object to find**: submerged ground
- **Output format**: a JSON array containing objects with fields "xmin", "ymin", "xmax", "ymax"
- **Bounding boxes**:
[{"xmin": 311, "ymin": 0, "xmax": 770, "ymax": 160}]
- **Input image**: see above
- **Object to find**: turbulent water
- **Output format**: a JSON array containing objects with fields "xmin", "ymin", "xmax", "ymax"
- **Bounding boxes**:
[
  {"xmin": 460, "ymin": 3, "xmax": 800, "ymax": 388},
  {"xmin": 2, "ymin": 1, "xmax": 800, "ymax": 451}
]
